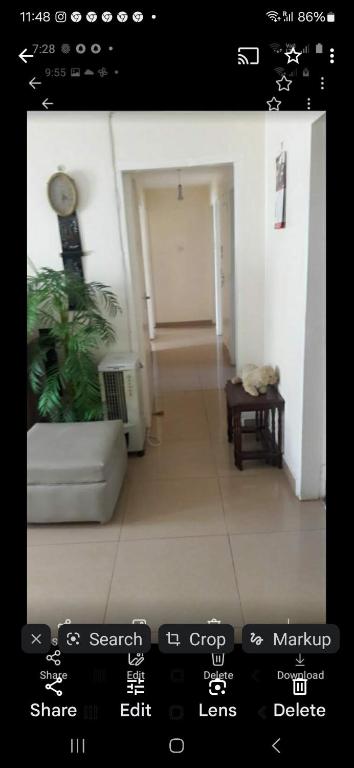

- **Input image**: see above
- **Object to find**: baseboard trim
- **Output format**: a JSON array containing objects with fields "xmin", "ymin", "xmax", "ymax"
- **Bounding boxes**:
[
  {"xmin": 155, "ymin": 320, "xmax": 214, "ymax": 328},
  {"xmin": 283, "ymin": 457, "xmax": 297, "ymax": 497}
]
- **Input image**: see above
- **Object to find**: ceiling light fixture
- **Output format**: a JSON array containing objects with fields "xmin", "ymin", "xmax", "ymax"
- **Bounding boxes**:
[{"xmin": 177, "ymin": 168, "xmax": 184, "ymax": 200}]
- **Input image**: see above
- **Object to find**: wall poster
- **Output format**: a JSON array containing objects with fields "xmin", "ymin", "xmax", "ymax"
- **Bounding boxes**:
[{"xmin": 275, "ymin": 150, "xmax": 286, "ymax": 229}]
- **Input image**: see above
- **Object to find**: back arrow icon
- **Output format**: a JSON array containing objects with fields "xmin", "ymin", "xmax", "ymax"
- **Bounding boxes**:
[
  {"xmin": 19, "ymin": 48, "xmax": 33, "ymax": 63},
  {"xmin": 272, "ymin": 738, "xmax": 281, "ymax": 754},
  {"xmin": 29, "ymin": 77, "xmax": 42, "ymax": 89},
  {"xmin": 42, "ymin": 99, "xmax": 54, "ymax": 110}
]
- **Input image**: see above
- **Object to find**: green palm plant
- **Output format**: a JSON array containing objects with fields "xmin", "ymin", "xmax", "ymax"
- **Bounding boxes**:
[{"xmin": 27, "ymin": 268, "xmax": 120, "ymax": 422}]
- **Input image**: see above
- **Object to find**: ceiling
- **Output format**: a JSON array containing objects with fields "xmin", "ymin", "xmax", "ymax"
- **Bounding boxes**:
[{"xmin": 134, "ymin": 163, "xmax": 233, "ymax": 191}]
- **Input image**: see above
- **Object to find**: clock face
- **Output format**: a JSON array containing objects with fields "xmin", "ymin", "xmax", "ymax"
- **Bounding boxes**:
[{"xmin": 47, "ymin": 172, "xmax": 77, "ymax": 217}]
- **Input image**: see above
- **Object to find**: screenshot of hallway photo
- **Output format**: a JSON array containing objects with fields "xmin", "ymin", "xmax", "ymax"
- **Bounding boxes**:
[{"xmin": 27, "ymin": 111, "xmax": 326, "ymax": 639}]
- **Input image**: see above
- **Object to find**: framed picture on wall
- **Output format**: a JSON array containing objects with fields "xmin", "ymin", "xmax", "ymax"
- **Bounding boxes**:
[{"xmin": 275, "ymin": 150, "xmax": 286, "ymax": 229}]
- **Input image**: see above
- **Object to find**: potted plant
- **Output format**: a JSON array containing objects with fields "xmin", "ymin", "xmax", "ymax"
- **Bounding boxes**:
[{"xmin": 27, "ymin": 268, "xmax": 120, "ymax": 422}]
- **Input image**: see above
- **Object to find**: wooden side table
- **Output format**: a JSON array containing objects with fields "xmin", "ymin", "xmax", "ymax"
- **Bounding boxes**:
[{"xmin": 225, "ymin": 380, "xmax": 285, "ymax": 470}]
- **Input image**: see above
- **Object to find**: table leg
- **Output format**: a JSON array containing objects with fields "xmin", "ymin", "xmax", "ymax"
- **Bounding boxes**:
[
  {"xmin": 256, "ymin": 410, "xmax": 260, "ymax": 441},
  {"xmin": 227, "ymin": 402, "xmax": 233, "ymax": 443},
  {"xmin": 234, "ymin": 410, "xmax": 243, "ymax": 470},
  {"xmin": 271, "ymin": 407, "xmax": 277, "ymax": 466},
  {"xmin": 278, "ymin": 405, "xmax": 283, "ymax": 468},
  {"xmin": 264, "ymin": 410, "xmax": 270, "ymax": 464}
]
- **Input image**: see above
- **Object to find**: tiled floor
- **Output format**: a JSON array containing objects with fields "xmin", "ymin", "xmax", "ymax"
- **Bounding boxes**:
[{"xmin": 27, "ymin": 327, "xmax": 326, "ymax": 634}]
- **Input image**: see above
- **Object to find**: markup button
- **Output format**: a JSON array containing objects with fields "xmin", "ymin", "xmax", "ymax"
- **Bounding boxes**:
[{"xmin": 242, "ymin": 624, "xmax": 340, "ymax": 654}]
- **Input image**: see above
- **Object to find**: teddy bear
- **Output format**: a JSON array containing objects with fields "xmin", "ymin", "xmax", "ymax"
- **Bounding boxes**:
[{"xmin": 231, "ymin": 364, "xmax": 279, "ymax": 396}]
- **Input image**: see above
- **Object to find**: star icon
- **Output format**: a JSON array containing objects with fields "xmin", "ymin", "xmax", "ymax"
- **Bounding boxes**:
[
  {"xmin": 284, "ymin": 46, "xmax": 302, "ymax": 63},
  {"xmin": 267, "ymin": 97, "xmax": 281, "ymax": 111},
  {"xmin": 276, "ymin": 74, "xmax": 292, "ymax": 91}
]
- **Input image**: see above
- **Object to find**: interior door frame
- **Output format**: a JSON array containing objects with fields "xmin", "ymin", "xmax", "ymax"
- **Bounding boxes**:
[
  {"xmin": 212, "ymin": 197, "xmax": 223, "ymax": 336},
  {"xmin": 115, "ymin": 170, "xmax": 154, "ymax": 427},
  {"xmin": 137, "ymin": 188, "xmax": 156, "ymax": 340},
  {"xmin": 115, "ymin": 157, "xmax": 238, "ymax": 414}
]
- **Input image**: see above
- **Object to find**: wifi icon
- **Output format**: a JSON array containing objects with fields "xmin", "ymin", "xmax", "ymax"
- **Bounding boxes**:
[
  {"xmin": 274, "ymin": 66, "xmax": 285, "ymax": 75},
  {"xmin": 266, "ymin": 10, "xmax": 280, "ymax": 22},
  {"xmin": 270, "ymin": 42, "xmax": 283, "ymax": 53}
]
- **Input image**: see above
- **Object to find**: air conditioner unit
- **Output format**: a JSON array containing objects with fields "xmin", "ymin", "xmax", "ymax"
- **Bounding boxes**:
[{"xmin": 98, "ymin": 352, "xmax": 145, "ymax": 454}]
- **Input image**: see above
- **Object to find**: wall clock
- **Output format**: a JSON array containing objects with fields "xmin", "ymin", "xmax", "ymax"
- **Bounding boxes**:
[
  {"xmin": 48, "ymin": 171, "xmax": 84, "ymax": 309},
  {"xmin": 47, "ymin": 172, "xmax": 78, "ymax": 217}
]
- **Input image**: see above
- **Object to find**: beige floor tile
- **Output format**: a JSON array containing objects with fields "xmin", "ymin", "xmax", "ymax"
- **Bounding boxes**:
[
  {"xmin": 203, "ymin": 388, "xmax": 227, "ymax": 414},
  {"xmin": 220, "ymin": 476, "xmax": 325, "ymax": 534},
  {"xmin": 26, "ymin": 480, "xmax": 130, "ymax": 546},
  {"xmin": 151, "ymin": 328, "xmax": 217, "ymax": 352},
  {"xmin": 121, "ymin": 478, "xmax": 226, "ymax": 540},
  {"xmin": 128, "ymin": 440, "xmax": 217, "ymax": 480},
  {"xmin": 199, "ymin": 367, "xmax": 235, "ymax": 391},
  {"xmin": 157, "ymin": 373, "xmax": 202, "ymax": 392},
  {"xmin": 126, "ymin": 446, "xmax": 159, "ymax": 482},
  {"xmin": 156, "ymin": 440, "xmax": 217, "ymax": 478},
  {"xmin": 26, "ymin": 329, "xmax": 325, "ymax": 632},
  {"xmin": 159, "ymin": 390, "xmax": 207, "ymax": 416},
  {"xmin": 105, "ymin": 536, "xmax": 243, "ymax": 629},
  {"xmin": 151, "ymin": 391, "xmax": 210, "ymax": 443},
  {"xmin": 203, "ymin": 389, "xmax": 232, "ymax": 442},
  {"xmin": 27, "ymin": 542, "xmax": 117, "ymax": 632},
  {"xmin": 230, "ymin": 529, "xmax": 326, "ymax": 624}
]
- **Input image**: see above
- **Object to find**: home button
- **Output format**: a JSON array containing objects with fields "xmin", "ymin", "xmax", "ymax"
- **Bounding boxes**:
[{"xmin": 169, "ymin": 738, "xmax": 184, "ymax": 754}]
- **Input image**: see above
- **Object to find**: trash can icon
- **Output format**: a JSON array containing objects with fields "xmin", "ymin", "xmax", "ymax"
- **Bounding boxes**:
[{"xmin": 293, "ymin": 676, "xmax": 308, "ymax": 696}]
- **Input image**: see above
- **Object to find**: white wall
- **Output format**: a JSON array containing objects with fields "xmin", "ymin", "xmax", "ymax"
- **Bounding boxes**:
[
  {"xmin": 264, "ymin": 113, "xmax": 325, "ymax": 498},
  {"xmin": 27, "ymin": 112, "xmax": 131, "ymax": 354},
  {"xmin": 301, "ymin": 116, "xmax": 326, "ymax": 499},
  {"xmin": 112, "ymin": 111, "xmax": 266, "ymax": 368},
  {"xmin": 146, "ymin": 185, "xmax": 214, "ymax": 323}
]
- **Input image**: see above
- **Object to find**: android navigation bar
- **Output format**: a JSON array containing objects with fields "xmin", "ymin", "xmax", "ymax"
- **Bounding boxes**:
[{"xmin": 242, "ymin": 624, "xmax": 340, "ymax": 654}]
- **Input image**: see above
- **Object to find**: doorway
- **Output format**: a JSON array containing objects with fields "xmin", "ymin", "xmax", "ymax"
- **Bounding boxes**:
[{"xmin": 120, "ymin": 162, "xmax": 237, "ymax": 426}]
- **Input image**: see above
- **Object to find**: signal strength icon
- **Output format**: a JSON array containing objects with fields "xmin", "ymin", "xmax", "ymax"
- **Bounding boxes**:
[
  {"xmin": 283, "ymin": 11, "xmax": 294, "ymax": 21},
  {"xmin": 266, "ymin": 10, "xmax": 281, "ymax": 22},
  {"xmin": 302, "ymin": 44, "xmax": 310, "ymax": 53}
]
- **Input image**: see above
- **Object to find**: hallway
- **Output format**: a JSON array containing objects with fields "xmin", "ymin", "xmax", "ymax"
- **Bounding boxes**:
[{"xmin": 27, "ymin": 328, "xmax": 326, "ymax": 635}]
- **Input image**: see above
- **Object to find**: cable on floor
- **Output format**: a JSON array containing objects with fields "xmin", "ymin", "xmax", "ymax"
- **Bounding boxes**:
[{"xmin": 146, "ymin": 410, "xmax": 165, "ymax": 447}]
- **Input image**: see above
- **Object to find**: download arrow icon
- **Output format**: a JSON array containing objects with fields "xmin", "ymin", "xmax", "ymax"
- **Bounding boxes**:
[
  {"xmin": 29, "ymin": 77, "xmax": 42, "ymax": 90},
  {"xmin": 19, "ymin": 48, "xmax": 33, "ymax": 63},
  {"xmin": 295, "ymin": 653, "xmax": 305, "ymax": 666}
]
